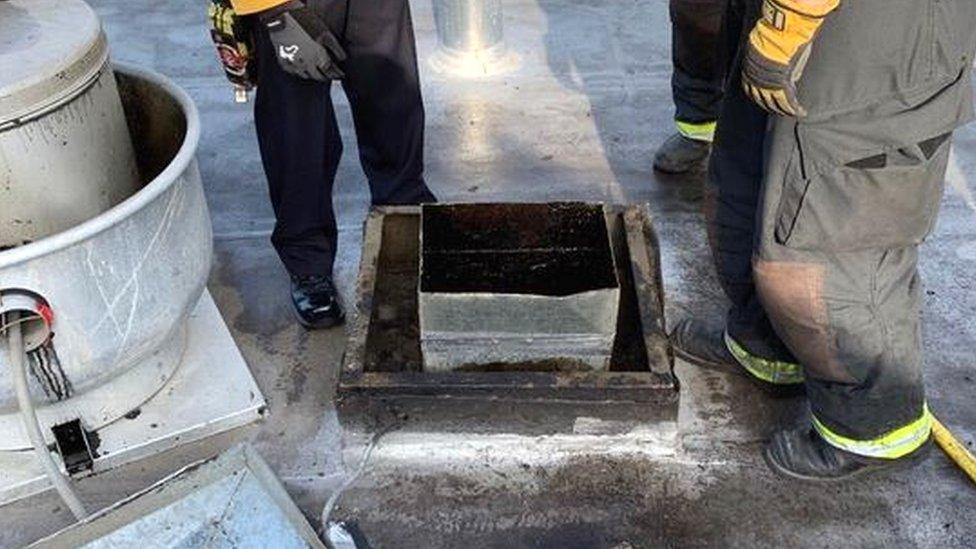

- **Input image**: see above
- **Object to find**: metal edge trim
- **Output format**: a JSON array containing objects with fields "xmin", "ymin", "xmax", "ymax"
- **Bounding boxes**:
[
  {"xmin": 623, "ymin": 205, "xmax": 675, "ymax": 380},
  {"xmin": 0, "ymin": 32, "xmax": 110, "ymax": 131},
  {"xmin": 342, "ymin": 208, "xmax": 388, "ymax": 376}
]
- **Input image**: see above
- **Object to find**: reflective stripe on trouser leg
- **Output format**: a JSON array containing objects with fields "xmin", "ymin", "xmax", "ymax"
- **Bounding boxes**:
[
  {"xmin": 813, "ymin": 404, "xmax": 933, "ymax": 460},
  {"xmin": 675, "ymin": 119, "xmax": 717, "ymax": 142},
  {"xmin": 723, "ymin": 331, "xmax": 804, "ymax": 385}
]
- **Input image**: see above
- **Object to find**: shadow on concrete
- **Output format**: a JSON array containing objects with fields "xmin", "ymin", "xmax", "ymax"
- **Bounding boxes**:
[{"xmin": 536, "ymin": 0, "xmax": 708, "ymax": 209}]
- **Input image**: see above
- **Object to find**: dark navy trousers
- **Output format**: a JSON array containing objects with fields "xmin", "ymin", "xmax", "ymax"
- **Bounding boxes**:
[{"xmin": 253, "ymin": 0, "xmax": 434, "ymax": 276}]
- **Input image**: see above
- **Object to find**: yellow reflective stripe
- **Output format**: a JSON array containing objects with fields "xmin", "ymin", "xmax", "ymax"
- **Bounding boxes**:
[
  {"xmin": 723, "ymin": 331, "xmax": 804, "ymax": 385},
  {"xmin": 813, "ymin": 405, "xmax": 933, "ymax": 460},
  {"xmin": 675, "ymin": 120, "xmax": 716, "ymax": 142}
]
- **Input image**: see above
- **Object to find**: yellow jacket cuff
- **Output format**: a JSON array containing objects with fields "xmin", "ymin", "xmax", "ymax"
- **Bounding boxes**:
[{"xmin": 229, "ymin": 0, "xmax": 291, "ymax": 16}]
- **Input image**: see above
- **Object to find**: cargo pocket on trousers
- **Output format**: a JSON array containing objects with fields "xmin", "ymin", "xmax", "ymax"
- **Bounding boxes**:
[{"xmin": 774, "ymin": 134, "xmax": 952, "ymax": 252}]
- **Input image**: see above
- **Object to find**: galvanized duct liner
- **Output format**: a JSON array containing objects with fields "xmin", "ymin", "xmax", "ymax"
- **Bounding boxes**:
[{"xmin": 419, "ymin": 203, "xmax": 621, "ymax": 372}]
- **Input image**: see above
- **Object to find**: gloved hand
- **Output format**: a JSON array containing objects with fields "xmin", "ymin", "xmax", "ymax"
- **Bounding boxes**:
[
  {"xmin": 742, "ymin": 0, "xmax": 840, "ymax": 117},
  {"xmin": 260, "ymin": 1, "xmax": 347, "ymax": 81}
]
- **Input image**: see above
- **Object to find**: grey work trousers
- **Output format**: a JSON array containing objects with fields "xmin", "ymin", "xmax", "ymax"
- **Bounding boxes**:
[{"xmin": 709, "ymin": 0, "xmax": 976, "ymax": 441}]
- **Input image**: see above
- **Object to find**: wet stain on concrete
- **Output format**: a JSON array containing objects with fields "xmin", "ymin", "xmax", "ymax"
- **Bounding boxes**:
[{"xmin": 331, "ymin": 450, "xmax": 957, "ymax": 548}]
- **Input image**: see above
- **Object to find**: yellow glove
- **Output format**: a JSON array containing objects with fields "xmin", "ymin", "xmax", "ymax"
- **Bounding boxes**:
[{"xmin": 742, "ymin": 0, "xmax": 840, "ymax": 117}]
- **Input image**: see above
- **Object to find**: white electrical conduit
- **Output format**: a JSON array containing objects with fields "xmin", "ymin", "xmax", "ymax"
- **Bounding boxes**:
[{"xmin": 5, "ymin": 312, "xmax": 88, "ymax": 520}]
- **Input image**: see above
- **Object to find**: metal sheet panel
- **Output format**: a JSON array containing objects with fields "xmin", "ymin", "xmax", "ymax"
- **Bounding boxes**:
[{"xmin": 28, "ymin": 444, "xmax": 324, "ymax": 549}]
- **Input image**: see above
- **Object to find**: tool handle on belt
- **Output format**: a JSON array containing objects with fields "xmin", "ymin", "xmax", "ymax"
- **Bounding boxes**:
[
  {"xmin": 208, "ymin": 0, "xmax": 258, "ymax": 101},
  {"xmin": 742, "ymin": 0, "xmax": 841, "ymax": 117}
]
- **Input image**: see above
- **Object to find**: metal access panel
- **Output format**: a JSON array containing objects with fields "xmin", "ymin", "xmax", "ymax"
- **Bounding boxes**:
[
  {"xmin": 339, "ymin": 204, "xmax": 676, "ymax": 405},
  {"xmin": 28, "ymin": 444, "xmax": 324, "ymax": 549},
  {"xmin": 419, "ymin": 202, "xmax": 620, "ymax": 372}
]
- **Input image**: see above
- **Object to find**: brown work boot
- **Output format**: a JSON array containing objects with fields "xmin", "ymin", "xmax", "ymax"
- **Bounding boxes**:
[
  {"xmin": 670, "ymin": 318, "xmax": 805, "ymax": 398},
  {"xmin": 653, "ymin": 133, "xmax": 711, "ymax": 174},
  {"xmin": 764, "ymin": 425, "xmax": 933, "ymax": 482}
]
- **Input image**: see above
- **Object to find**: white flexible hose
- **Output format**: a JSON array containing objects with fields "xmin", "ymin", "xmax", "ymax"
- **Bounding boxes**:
[
  {"xmin": 6, "ymin": 313, "xmax": 88, "ymax": 520},
  {"xmin": 321, "ymin": 430, "xmax": 383, "ymax": 530}
]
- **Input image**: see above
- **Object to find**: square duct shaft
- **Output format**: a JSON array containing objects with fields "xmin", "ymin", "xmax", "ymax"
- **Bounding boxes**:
[{"xmin": 419, "ymin": 203, "xmax": 620, "ymax": 372}]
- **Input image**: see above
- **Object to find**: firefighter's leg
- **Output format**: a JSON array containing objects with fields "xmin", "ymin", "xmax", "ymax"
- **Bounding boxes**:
[
  {"xmin": 254, "ymin": 23, "xmax": 343, "ymax": 276},
  {"xmin": 701, "ymin": 0, "xmax": 760, "ymax": 330},
  {"xmin": 754, "ymin": 120, "xmax": 953, "ymax": 479},
  {"xmin": 670, "ymin": 0, "xmax": 725, "ymax": 139},
  {"xmin": 654, "ymin": 0, "xmax": 726, "ymax": 173},
  {"xmin": 757, "ymin": 245, "xmax": 937, "ymax": 481},
  {"xmin": 672, "ymin": 0, "xmax": 802, "ymax": 394},
  {"xmin": 340, "ymin": 0, "xmax": 435, "ymax": 205}
]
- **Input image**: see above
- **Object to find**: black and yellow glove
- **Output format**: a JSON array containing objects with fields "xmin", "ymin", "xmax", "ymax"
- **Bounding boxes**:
[{"xmin": 742, "ymin": 0, "xmax": 840, "ymax": 117}]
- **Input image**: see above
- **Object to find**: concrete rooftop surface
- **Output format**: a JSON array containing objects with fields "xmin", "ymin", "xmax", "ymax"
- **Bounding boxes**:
[{"xmin": 3, "ymin": 0, "xmax": 976, "ymax": 547}]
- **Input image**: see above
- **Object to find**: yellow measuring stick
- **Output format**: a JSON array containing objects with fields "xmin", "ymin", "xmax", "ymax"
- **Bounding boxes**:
[{"xmin": 932, "ymin": 415, "xmax": 976, "ymax": 486}]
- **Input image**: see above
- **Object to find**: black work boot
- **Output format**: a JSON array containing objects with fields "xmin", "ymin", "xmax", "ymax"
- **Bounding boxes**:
[
  {"xmin": 290, "ymin": 274, "xmax": 345, "ymax": 329},
  {"xmin": 670, "ymin": 318, "xmax": 805, "ymax": 397},
  {"xmin": 653, "ymin": 133, "xmax": 711, "ymax": 174},
  {"xmin": 764, "ymin": 425, "xmax": 933, "ymax": 482}
]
